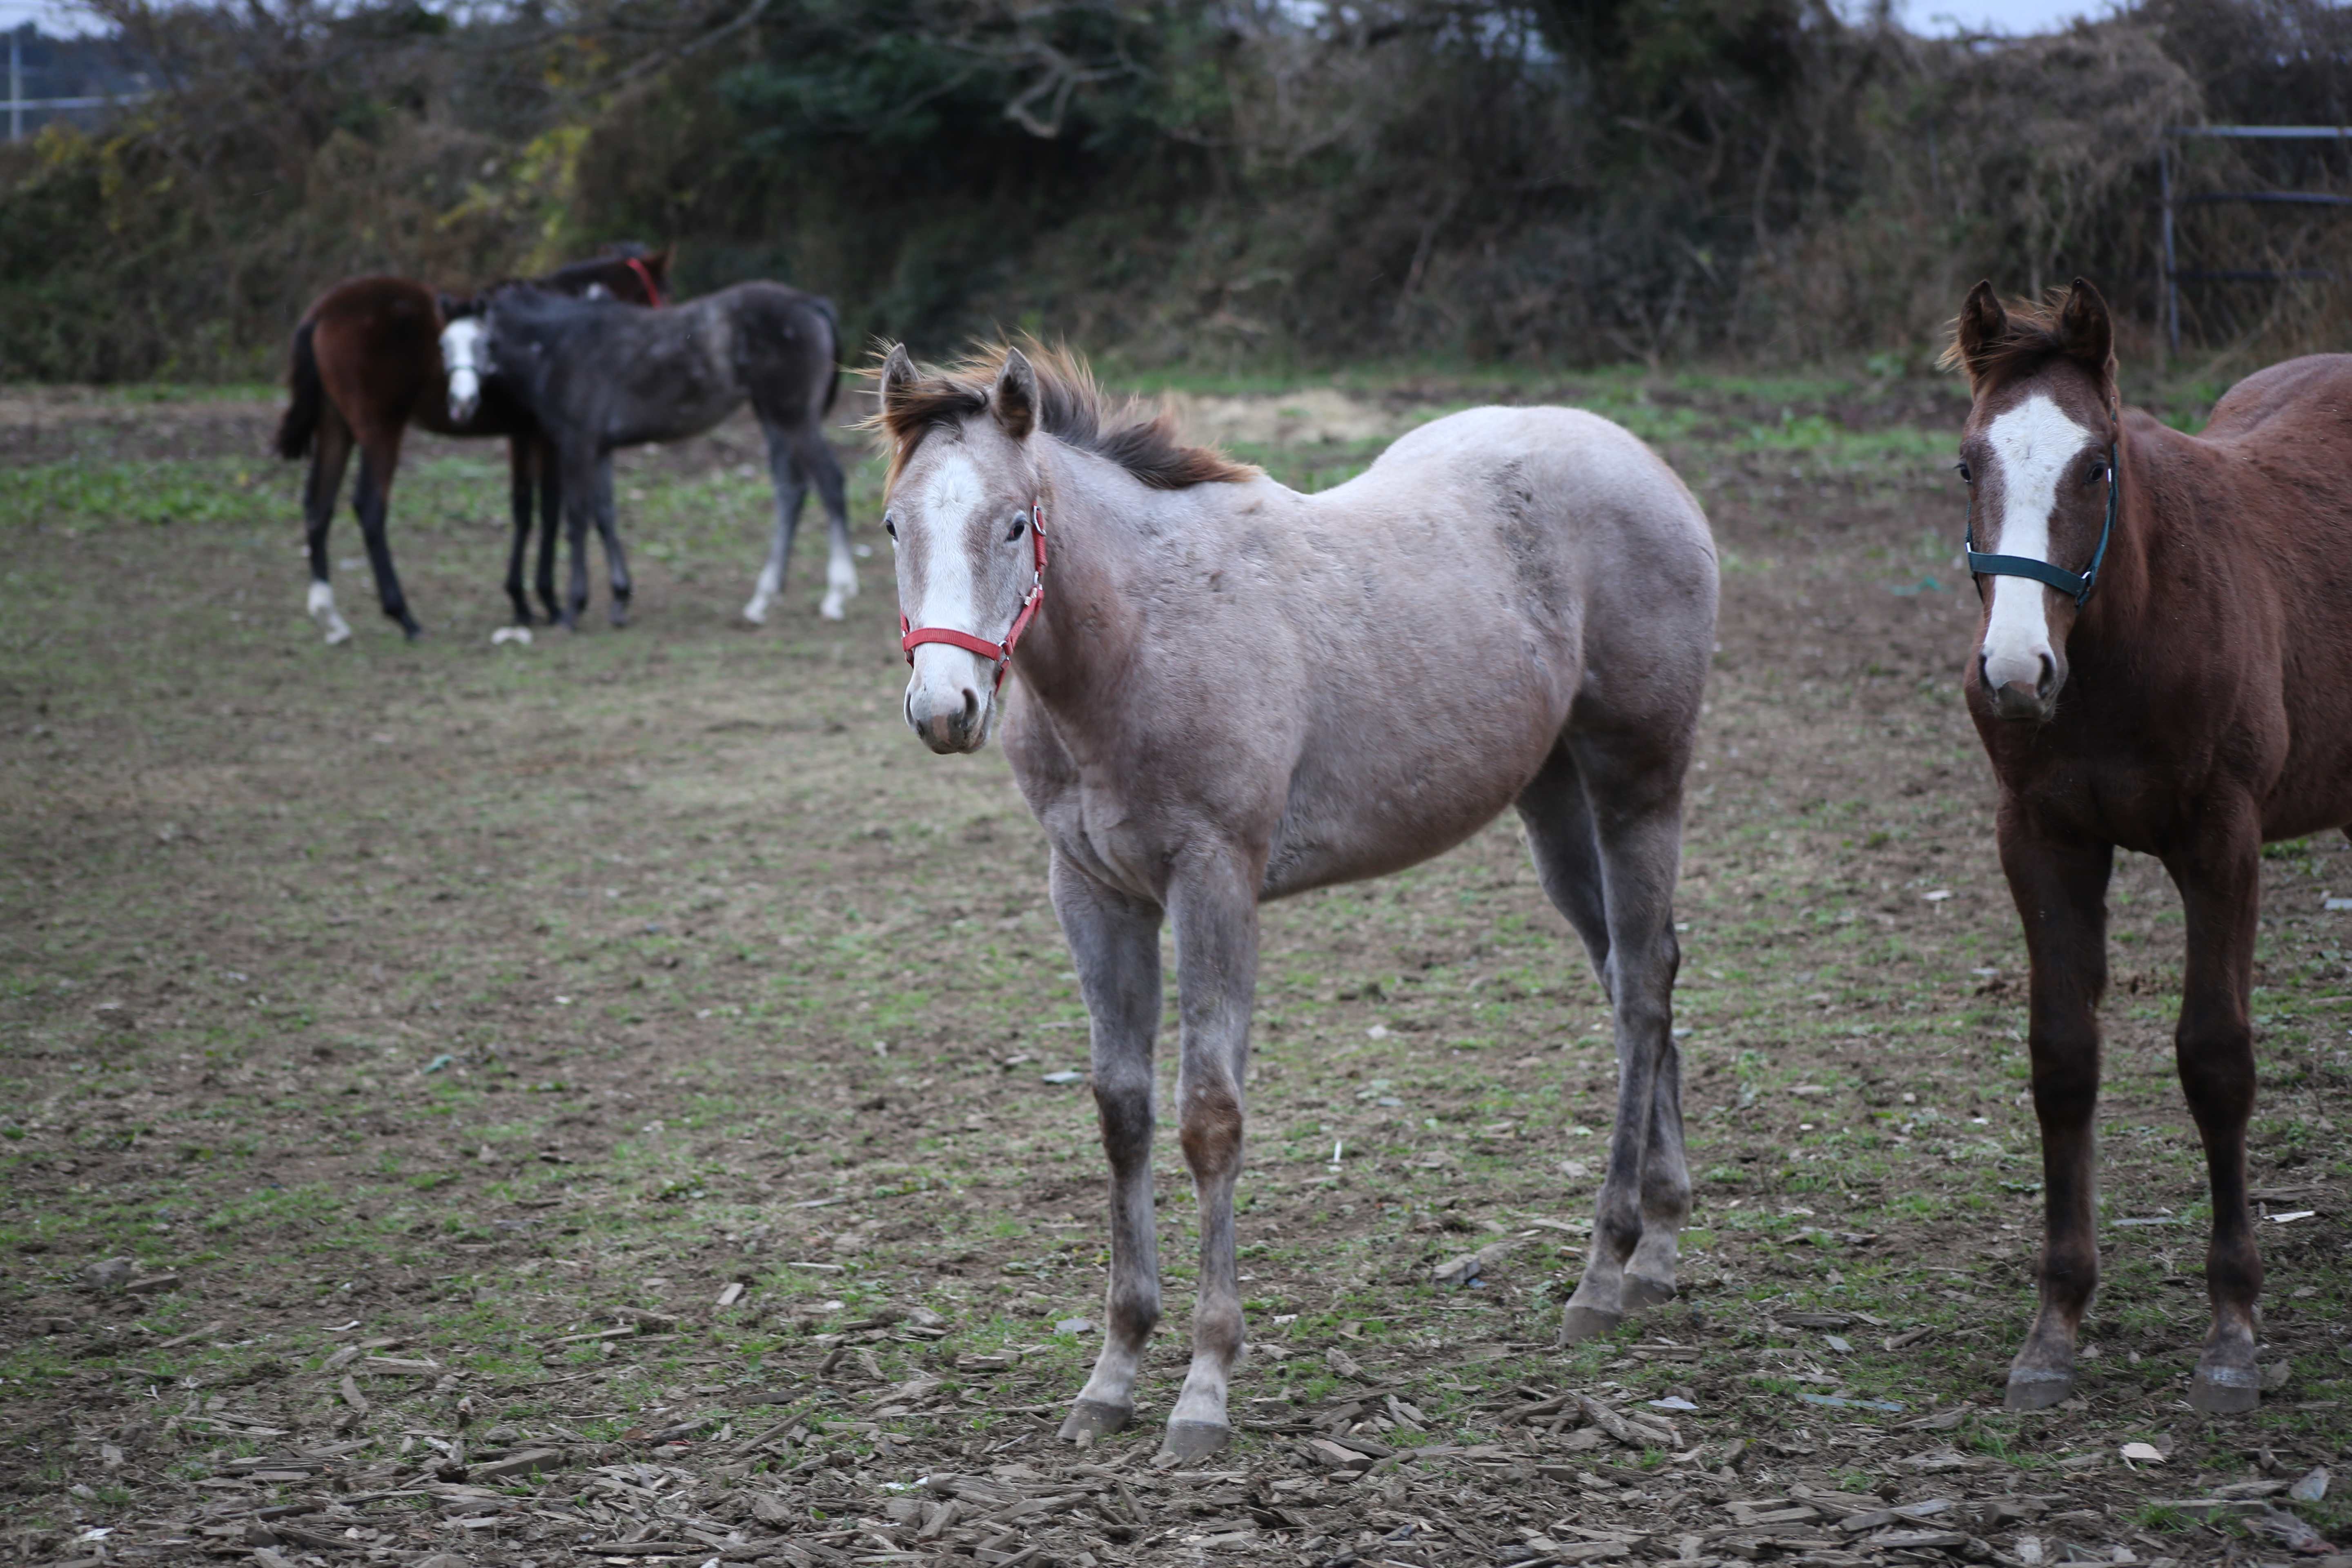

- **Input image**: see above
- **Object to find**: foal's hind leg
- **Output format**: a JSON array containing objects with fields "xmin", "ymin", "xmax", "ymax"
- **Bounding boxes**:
[
  {"xmin": 742, "ymin": 417, "xmax": 809, "ymax": 626},
  {"xmin": 1520, "ymin": 734, "xmax": 1690, "ymax": 1342},
  {"xmin": 1049, "ymin": 853, "xmax": 1166, "ymax": 1446},
  {"xmin": 351, "ymin": 434, "xmax": 421, "ymax": 639},
  {"xmin": 303, "ymin": 411, "xmax": 356, "ymax": 645},
  {"xmin": 797, "ymin": 424, "xmax": 858, "ymax": 621},
  {"xmin": 589, "ymin": 456, "xmax": 632, "ymax": 627}
]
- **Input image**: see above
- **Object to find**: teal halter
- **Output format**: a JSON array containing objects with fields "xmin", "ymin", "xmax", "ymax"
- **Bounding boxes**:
[{"xmin": 1964, "ymin": 442, "xmax": 2117, "ymax": 608}]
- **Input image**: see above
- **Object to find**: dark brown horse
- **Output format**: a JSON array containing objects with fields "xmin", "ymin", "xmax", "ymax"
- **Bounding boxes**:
[
  {"xmin": 1947, "ymin": 278, "xmax": 2352, "ymax": 1414},
  {"xmin": 273, "ymin": 245, "xmax": 673, "ymax": 641}
]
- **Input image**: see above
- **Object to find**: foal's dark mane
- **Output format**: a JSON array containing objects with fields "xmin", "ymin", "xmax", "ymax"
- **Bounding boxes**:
[{"xmin": 873, "ymin": 341, "xmax": 1258, "ymax": 492}]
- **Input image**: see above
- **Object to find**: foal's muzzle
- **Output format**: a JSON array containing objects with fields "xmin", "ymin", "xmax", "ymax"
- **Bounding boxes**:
[
  {"xmin": 1983, "ymin": 650, "xmax": 2058, "ymax": 723},
  {"xmin": 447, "ymin": 370, "xmax": 481, "ymax": 426},
  {"xmin": 904, "ymin": 650, "xmax": 993, "ymax": 754}
]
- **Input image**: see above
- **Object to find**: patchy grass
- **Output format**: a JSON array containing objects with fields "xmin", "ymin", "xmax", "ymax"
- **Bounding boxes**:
[{"xmin": 0, "ymin": 369, "xmax": 2345, "ymax": 1566}]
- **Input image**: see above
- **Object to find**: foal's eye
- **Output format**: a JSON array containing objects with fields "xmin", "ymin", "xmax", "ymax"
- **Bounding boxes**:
[
  {"xmin": 883, "ymin": 514, "xmax": 898, "ymax": 540},
  {"xmin": 1955, "ymin": 461, "xmax": 1973, "ymax": 484},
  {"xmin": 1006, "ymin": 514, "xmax": 1028, "ymax": 543},
  {"xmin": 2084, "ymin": 462, "xmax": 2107, "ymax": 487}
]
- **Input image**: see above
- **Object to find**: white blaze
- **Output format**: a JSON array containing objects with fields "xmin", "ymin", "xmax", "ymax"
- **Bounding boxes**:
[
  {"xmin": 900, "ymin": 450, "xmax": 1002, "ymax": 734},
  {"xmin": 1979, "ymin": 394, "xmax": 2096, "ymax": 694},
  {"xmin": 441, "ymin": 318, "xmax": 488, "ymax": 423}
]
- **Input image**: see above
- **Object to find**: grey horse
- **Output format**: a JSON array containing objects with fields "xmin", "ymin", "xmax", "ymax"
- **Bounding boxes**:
[
  {"xmin": 441, "ymin": 282, "xmax": 854, "ymax": 628},
  {"xmin": 874, "ymin": 342, "xmax": 1719, "ymax": 1460}
]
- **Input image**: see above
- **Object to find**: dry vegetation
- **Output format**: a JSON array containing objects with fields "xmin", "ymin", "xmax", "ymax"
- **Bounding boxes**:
[{"xmin": 8, "ymin": 0, "xmax": 2352, "ymax": 382}]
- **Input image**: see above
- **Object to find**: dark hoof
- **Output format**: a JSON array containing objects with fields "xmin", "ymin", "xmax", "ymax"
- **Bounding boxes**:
[
  {"xmin": 1557, "ymin": 1304, "xmax": 1624, "ymax": 1345},
  {"xmin": 1058, "ymin": 1400, "xmax": 1131, "ymax": 1444},
  {"xmin": 2189, "ymin": 1363, "xmax": 2260, "ymax": 1414},
  {"xmin": 1158, "ymin": 1420, "xmax": 1230, "ymax": 1462},
  {"xmin": 2003, "ymin": 1366, "xmax": 2075, "ymax": 1411},
  {"xmin": 1623, "ymin": 1273, "xmax": 1676, "ymax": 1312}
]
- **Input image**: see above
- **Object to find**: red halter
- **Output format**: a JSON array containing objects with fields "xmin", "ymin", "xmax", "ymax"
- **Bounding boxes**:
[
  {"xmin": 623, "ymin": 255, "xmax": 664, "ymax": 308},
  {"xmin": 900, "ymin": 504, "xmax": 1048, "ymax": 693}
]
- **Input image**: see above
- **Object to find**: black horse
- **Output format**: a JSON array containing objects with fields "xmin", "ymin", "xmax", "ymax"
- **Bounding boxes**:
[{"xmin": 441, "ymin": 283, "xmax": 852, "ymax": 629}]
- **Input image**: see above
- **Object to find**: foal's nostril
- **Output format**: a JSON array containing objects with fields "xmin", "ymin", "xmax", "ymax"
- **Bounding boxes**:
[
  {"xmin": 2036, "ymin": 653, "xmax": 2057, "ymax": 699},
  {"xmin": 960, "ymin": 688, "xmax": 981, "ymax": 731}
]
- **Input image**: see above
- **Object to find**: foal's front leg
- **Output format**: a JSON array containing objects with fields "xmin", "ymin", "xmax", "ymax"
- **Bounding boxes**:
[
  {"xmin": 2001, "ymin": 820, "xmax": 2112, "ymax": 1410},
  {"xmin": 2166, "ymin": 824, "xmax": 2265, "ymax": 1414},
  {"xmin": 1051, "ymin": 855, "xmax": 1166, "ymax": 1445},
  {"xmin": 1162, "ymin": 854, "xmax": 1259, "ymax": 1459}
]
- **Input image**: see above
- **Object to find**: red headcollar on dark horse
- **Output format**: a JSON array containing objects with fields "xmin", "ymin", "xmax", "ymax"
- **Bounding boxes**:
[
  {"xmin": 1964, "ymin": 436, "xmax": 2118, "ymax": 608},
  {"xmin": 900, "ymin": 504, "xmax": 1048, "ymax": 694},
  {"xmin": 624, "ymin": 256, "xmax": 664, "ymax": 309}
]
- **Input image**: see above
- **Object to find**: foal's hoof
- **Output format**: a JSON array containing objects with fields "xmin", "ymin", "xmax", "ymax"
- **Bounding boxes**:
[
  {"xmin": 2002, "ymin": 1366, "xmax": 2075, "ymax": 1411},
  {"xmin": 2188, "ymin": 1363, "xmax": 2261, "ymax": 1415},
  {"xmin": 1158, "ymin": 1420, "xmax": 1231, "ymax": 1462},
  {"xmin": 1623, "ymin": 1273, "xmax": 1677, "ymax": 1312},
  {"xmin": 1557, "ymin": 1304, "xmax": 1624, "ymax": 1345},
  {"xmin": 1058, "ymin": 1400, "xmax": 1131, "ymax": 1444}
]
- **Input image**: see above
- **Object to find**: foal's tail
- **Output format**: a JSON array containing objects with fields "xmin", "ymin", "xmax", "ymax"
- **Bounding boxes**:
[
  {"xmin": 813, "ymin": 295, "xmax": 842, "ymax": 416},
  {"xmin": 275, "ymin": 319, "xmax": 323, "ymax": 462}
]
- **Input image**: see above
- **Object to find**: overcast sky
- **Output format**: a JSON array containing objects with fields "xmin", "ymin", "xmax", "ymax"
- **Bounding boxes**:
[
  {"xmin": 1902, "ymin": 0, "xmax": 2116, "ymax": 33},
  {"xmin": 0, "ymin": 0, "xmax": 2124, "ymax": 44}
]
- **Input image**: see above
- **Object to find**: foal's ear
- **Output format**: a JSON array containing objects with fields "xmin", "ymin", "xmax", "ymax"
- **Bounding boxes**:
[
  {"xmin": 1950, "ymin": 280, "xmax": 2009, "ymax": 385},
  {"xmin": 646, "ymin": 243, "xmax": 675, "ymax": 283},
  {"xmin": 2058, "ymin": 277, "xmax": 2116, "ymax": 385},
  {"xmin": 877, "ymin": 343, "xmax": 918, "ymax": 430},
  {"xmin": 993, "ymin": 347, "xmax": 1038, "ymax": 441}
]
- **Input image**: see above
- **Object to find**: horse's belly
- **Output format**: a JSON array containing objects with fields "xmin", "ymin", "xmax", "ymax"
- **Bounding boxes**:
[{"xmin": 1259, "ymin": 726, "xmax": 1560, "ymax": 900}]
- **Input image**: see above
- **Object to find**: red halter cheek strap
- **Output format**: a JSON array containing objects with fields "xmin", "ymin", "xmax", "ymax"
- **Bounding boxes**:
[
  {"xmin": 900, "ymin": 504, "xmax": 1048, "ymax": 694},
  {"xmin": 623, "ymin": 255, "xmax": 664, "ymax": 308}
]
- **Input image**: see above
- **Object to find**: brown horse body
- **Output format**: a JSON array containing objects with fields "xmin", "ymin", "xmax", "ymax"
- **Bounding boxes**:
[
  {"xmin": 1950, "ymin": 281, "xmax": 2352, "ymax": 1413},
  {"xmin": 274, "ymin": 247, "xmax": 670, "ymax": 641}
]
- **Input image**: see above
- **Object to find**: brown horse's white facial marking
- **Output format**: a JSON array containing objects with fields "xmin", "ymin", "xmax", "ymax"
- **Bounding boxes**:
[
  {"xmin": 441, "ymin": 318, "xmax": 490, "ymax": 424},
  {"xmin": 892, "ymin": 447, "xmax": 1020, "ymax": 753},
  {"xmin": 1975, "ymin": 393, "xmax": 2099, "ymax": 719}
]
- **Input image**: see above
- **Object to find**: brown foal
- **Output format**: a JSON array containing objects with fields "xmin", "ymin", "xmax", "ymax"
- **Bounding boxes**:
[
  {"xmin": 1948, "ymin": 278, "xmax": 2352, "ymax": 1413},
  {"xmin": 274, "ymin": 246, "xmax": 671, "ymax": 641}
]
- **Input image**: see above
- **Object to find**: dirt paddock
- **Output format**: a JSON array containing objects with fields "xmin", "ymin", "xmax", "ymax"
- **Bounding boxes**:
[{"xmin": 1, "ymin": 370, "xmax": 2346, "ymax": 1568}]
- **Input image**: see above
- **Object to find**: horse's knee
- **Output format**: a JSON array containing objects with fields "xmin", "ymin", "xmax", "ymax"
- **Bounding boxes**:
[{"xmin": 1176, "ymin": 1080, "xmax": 1243, "ymax": 1182}]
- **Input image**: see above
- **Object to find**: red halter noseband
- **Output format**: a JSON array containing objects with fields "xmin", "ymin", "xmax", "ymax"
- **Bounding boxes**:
[
  {"xmin": 900, "ymin": 504, "xmax": 1048, "ymax": 693},
  {"xmin": 623, "ymin": 256, "xmax": 664, "ymax": 308}
]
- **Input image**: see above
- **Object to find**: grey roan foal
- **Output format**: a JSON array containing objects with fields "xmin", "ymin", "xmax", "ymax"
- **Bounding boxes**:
[
  {"xmin": 441, "ymin": 282, "xmax": 855, "ymax": 628},
  {"xmin": 876, "ymin": 343, "xmax": 1719, "ymax": 1459}
]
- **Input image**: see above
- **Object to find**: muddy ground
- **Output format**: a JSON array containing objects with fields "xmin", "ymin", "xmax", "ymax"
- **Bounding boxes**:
[{"xmin": 1, "ymin": 367, "xmax": 2347, "ymax": 1568}]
